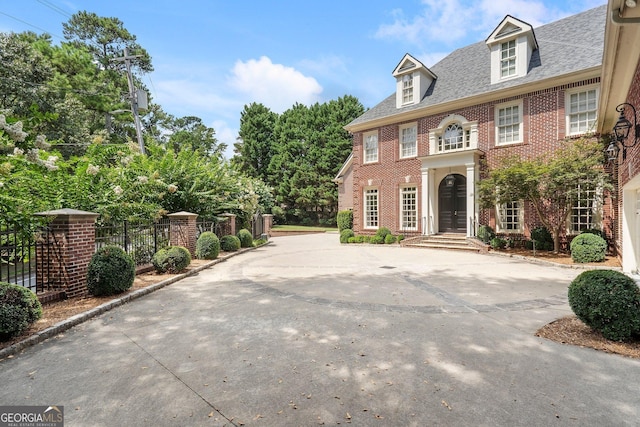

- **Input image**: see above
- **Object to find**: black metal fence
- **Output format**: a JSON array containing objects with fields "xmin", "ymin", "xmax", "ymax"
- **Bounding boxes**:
[
  {"xmin": 95, "ymin": 218, "xmax": 171, "ymax": 266},
  {"xmin": 0, "ymin": 221, "xmax": 54, "ymax": 293}
]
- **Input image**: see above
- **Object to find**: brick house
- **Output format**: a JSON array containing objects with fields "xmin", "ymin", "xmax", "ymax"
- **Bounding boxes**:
[
  {"xmin": 342, "ymin": 5, "xmax": 608, "ymax": 246},
  {"xmin": 598, "ymin": 0, "xmax": 640, "ymax": 273}
]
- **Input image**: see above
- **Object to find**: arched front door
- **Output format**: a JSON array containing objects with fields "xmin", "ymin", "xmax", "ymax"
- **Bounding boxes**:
[{"xmin": 438, "ymin": 174, "xmax": 466, "ymax": 233}]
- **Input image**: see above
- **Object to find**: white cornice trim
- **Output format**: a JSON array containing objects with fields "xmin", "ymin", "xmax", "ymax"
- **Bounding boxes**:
[{"xmin": 345, "ymin": 68, "xmax": 600, "ymax": 133}]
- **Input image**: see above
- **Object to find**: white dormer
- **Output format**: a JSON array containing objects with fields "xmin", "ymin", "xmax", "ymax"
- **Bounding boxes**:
[
  {"xmin": 486, "ymin": 15, "xmax": 538, "ymax": 85},
  {"xmin": 392, "ymin": 54, "xmax": 437, "ymax": 109}
]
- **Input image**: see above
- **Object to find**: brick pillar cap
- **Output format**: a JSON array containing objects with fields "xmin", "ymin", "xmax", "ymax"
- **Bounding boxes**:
[
  {"xmin": 220, "ymin": 213, "xmax": 236, "ymax": 217},
  {"xmin": 167, "ymin": 211, "xmax": 199, "ymax": 218},
  {"xmin": 34, "ymin": 208, "xmax": 99, "ymax": 219},
  {"xmin": 263, "ymin": 214, "xmax": 274, "ymax": 217}
]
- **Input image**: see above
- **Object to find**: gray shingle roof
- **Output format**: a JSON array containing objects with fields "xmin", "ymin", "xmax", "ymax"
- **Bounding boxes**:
[{"xmin": 347, "ymin": 5, "xmax": 606, "ymax": 128}]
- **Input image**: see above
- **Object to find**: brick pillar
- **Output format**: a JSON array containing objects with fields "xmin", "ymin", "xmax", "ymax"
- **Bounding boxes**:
[
  {"xmin": 220, "ymin": 213, "xmax": 236, "ymax": 236},
  {"xmin": 35, "ymin": 208, "xmax": 99, "ymax": 299},
  {"xmin": 167, "ymin": 211, "xmax": 198, "ymax": 257},
  {"xmin": 262, "ymin": 214, "xmax": 273, "ymax": 237}
]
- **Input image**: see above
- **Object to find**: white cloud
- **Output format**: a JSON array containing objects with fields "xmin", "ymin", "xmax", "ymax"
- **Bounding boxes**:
[
  {"xmin": 228, "ymin": 56, "xmax": 323, "ymax": 113},
  {"xmin": 211, "ymin": 119, "xmax": 238, "ymax": 159}
]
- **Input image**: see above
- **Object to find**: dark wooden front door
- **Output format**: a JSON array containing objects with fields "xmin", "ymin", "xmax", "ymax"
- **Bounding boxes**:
[{"xmin": 438, "ymin": 174, "xmax": 467, "ymax": 233}]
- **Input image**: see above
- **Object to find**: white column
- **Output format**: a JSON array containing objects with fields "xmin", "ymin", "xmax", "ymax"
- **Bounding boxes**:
[
  {"xmin": 421, "ymin": 166, "xmax": 436, "ymax": 235},
  {"xmin": 465, "ymin": 162, "xmax": 476, "ymax": 238}
]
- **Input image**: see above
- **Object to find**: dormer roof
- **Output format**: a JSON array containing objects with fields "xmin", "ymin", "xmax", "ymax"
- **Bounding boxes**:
[
  {"xmin": 392, "ymin": 53, "xmax": 437, "ymax": 80},
  {"xmin": 486, "ymin": 15, "xmax": 538, "ymax": 50}
]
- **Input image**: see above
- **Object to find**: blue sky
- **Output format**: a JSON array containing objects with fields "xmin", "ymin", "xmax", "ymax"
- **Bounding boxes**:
[{"xmin": 1, "ymin": 0, "xmax": 606, "ymax": 157}]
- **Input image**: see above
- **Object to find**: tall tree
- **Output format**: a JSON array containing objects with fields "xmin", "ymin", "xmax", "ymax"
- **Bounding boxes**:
[
  {"xmin": 233, "ymin": 103, "xmax": 277, "ymax": 182},
  {"xmin": 478, "ymin": 137, "xmax": 611, "ymax": 252},
  {"xmin": 62, "ymin": 11, "xmax": 152, "ymax": 73},
  {"xmin": 162, "ymin": 115, "xmax": 223, "ymax": 158}
]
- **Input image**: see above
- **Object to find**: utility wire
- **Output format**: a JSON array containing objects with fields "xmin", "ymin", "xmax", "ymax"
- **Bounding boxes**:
[
  {"xmin": 36, "ymin": 0, "xmax": 71, "ymax": 19},
  {"xmin": 0, "ymin": 11, "xmax": 65, "ymax": 41}
]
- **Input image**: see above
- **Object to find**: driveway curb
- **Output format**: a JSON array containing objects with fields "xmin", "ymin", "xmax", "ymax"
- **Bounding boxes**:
[{"xmin": 0, "ymin": 244, "xmax": 267, "ymax": 361}]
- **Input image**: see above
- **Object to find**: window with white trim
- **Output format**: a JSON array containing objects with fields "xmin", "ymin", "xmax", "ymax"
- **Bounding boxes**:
[
  {"xmin": 567, "ymin": 88, "xmax": 598, "ymax": 136},
  {"xmin": 400, "ymin": 186, "xmax": 417, "ymax": 231},
  {"xmin": 570, "ymin": 184, "xmax": 597, "ymax": 233},
  {"xmin": 496, "ymin": 102, "xmax": 522, "ymax": 145},
  {"xmin": 400, "ymin": 124, "xmax": 417, "ymax": 158},
  {"xmin": 439, "ymin": 123, "xmax": 465, "ymax": 151},
  {"xmin": 402, "ymin": 74, "xmax": 413, "ymax": 104},
  {"xmin": 500, "ymin": 40, "xmax": 516, "ymax": 78},
  {"xmin": 497, "ymin": 201, "xmax": 522, "ymax": 233},
  {"xmin": 364, "ymin": 188, "xmax": 379, "ymax": 229},
  {"xmin": 363, "ymin": 132, "xmax": 378, "ymax": 163}
]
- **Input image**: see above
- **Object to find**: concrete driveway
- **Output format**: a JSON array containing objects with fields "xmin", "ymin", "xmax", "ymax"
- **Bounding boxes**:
[{"xmin": 1, "ymin": 233, "xmax": 639, "ymax": 426}]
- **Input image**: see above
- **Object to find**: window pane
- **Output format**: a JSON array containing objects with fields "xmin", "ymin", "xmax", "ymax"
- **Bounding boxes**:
[
  {"xmin": 499, "ymin": 201, "xmax": 521, "ymax": 231},
  {"xmin": 364, "ymin": 134, "xmax": 378, "ymax": 163},
  {"xmin": 571, "ymin": 184, "xmax": 596, "ymax": 233},
  {"xmin": 442, "ymin": 123, "xmax": 463, "ymax": 151},
  {"xmin": 401, "ymin": 187, "xmax": 417, "ymax": 230},
  {"xmin": 569, "ymin": 89, "xmax": 597, "ymax": 134},
  {"xmin": 401, "ymin": 126, "xmax": 417, "ymax": 158},
  {"xmin": 365, "ymin": 189, "xmax": 379, "ymax": 228},
  {"xmin": 497, "ymin": 105, "xmax": 520, "ymax": 144}
]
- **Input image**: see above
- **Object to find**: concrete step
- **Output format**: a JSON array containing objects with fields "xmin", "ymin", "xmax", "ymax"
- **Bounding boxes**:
[{"xmin": 402, "ymin": 234, "xmax": 483, "ymax": 252}]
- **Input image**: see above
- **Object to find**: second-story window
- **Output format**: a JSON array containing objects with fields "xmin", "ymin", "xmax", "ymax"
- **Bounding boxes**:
[
  {"xmin": 364, "ymin": 132, "xmax": 378, "ymax": 163},
  {"xmin": 400, "ymin": 124, "xmax": 417, "ymax": 158},
  {"xmin": 439, "ymin": 123, "xmax": 464, "ymax": 151}
]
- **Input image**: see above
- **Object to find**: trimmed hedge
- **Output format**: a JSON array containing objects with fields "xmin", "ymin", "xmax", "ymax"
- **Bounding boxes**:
[
  {"xmin": 0, "ymin": 282, "xmax": 43, "ymax": 340},
  {"xmin": 87, "ymin": 245, "xmax": 135, "ymax": 296},
  {"xmin": 152, "ymin": 246, "xmax": 192, "ymax": 273},
  {"xmin": 568, "ymin": 270, "xmax": 640, "ymax": 341},
  {"xmin": 337, "ymin": 210, "xmax": 353, "ymax": 232},
  {"xmin": 237, "ymin": 229, "xmax": 254, "ymax": 248},
  {"xmin": 196, "ymin": 231, "xmax": 220, "ymax": 260},
  {"xmin": 570, "ymin": 233, "xmax": 607, "ymax": 263},
  {"xmin": 340, "ymin": 229, "xmax": 354, "ymax": 244},
  {"xmin": 220, "ymin": 235, "xmax": 241, "ymax": 252}
]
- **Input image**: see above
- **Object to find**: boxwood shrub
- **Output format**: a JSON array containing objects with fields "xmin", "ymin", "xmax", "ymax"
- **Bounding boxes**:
[
  {"xmin": 87, "ymin": 245, "xmax": 135, "ymax": 296},
  {"xmin": 196, "ymin": 231, "xmax": 220, "ymax": 260},
  {"xmin": 570, "ymin": 233, "xmax": 608, "ymax": 263},
  {"xmin": 152, "ymin": 246, "xmax": 192, "ymax": 273},
  {"xmin": 237, "ymin": 229, "xmax": 254, "ymax": 248},
  {"xmin": 340, "ymin": 229, "xmax": 354, "ymax": 243},
  {"xmin": 220, "ymin": 235, "xmax": 241, "ymax": 252},
  {"xmin": 0, "ymin": 282, "xmax": 43, "ymax": 340},
  {"xmin": 337, "ymin": 210, "xmax": 353, "ymax": 232},
  {"xmin": 384, "ymin": 234, "xmax": 397, "ymax": 244},
  {"xmin": 477, "ymin": 225, "xmax": 495, "ymax": 244},
  {"xmin": 375, "ymin": 227, "xmax": 391, "ymax": 240},
  {"xmin": 568, "ymin": 270, "xmax": 640, "ymax": 341}
]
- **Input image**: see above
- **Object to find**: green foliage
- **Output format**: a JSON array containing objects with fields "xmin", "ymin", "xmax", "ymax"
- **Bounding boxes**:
[
  {"xmin": 0, "ymin": 282, "xmax": 43, "ymax": 340},
  {"xmin": 370, "ymin": 235, "xmax": 384, "ymax": 244},
  {"xmin": 568, "ymin": 270, "xmax": 640, "ymax": 341},
  {"xmin": 580, "ymin": 228, "xmax": 604, "ymax": 238},
  {"xmin": 477, "ymin": 225, "xmax": 495, "ymax": 244},
  {"xmin": 195, "ymin": 231, "xmax": 220, "ymax": 260},
  {"xmin": 237, "ymin": 228, "xmax": 254, "ymax": 248},
  {"xmin": 152, "ymin": 246, "xmax": 191, "ymax": 273},
  {"xmin": 570, "ymin": 233, "xmax": 608, "ymax": 263},
  {"xmin": 478, "ymin": 138, "xmax": 611, "ymax": 252},
  {"xmin": 490, "ymin": 237, "xmax": 507, "ymax": 249},
  {"xmin": 376, "ymin": 227, "xmax": 391, "ymax": 240},
  {"xmin": 397, "ymin": 235, "xmax": 405, "ymax": 242},
  {"xmin": 340, "ymin": 229, "xmax": 354, "ymax": 244},
  {"xmin": 220, "ymin": 235, "xmax": 241, "ymax": 252},
  {"xmin": 86, "ymin": 245, "xmax": 135, "ymax": 296},
  {"xmin": 337, "ymin": 210, "xmax": 353, "ymax": 232},
  {"xmin": 384, "ymin": 234, "xmax": 397, "ymax": 244},
  {"xmin": 525, "ymin": 226, "xmax": 554, "ymax": 251},
  {"xmin": 233, "ymin": 103, "xmax": 278, "ymax": 183}
]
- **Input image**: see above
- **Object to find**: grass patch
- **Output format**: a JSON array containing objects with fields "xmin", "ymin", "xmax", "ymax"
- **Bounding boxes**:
[{"xmin": 271, "ymin": 225, "xmax": 338, "ymax": 232}]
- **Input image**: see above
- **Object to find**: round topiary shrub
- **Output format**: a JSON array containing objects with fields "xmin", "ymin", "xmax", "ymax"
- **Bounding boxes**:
[
  {"xmin": 370, "ymin": 235, "xmax": 384, "ymax": 244},
  {"xmin": 0, "ymin": 282, "xmax": 43, "ymax": 340},
  {"xmin": 220, "ymin": 235, "xmax": 241, "ymax": 252},
  {"xmin": 490, "ymin": 237, "xmax": 506, "ymax": 250},
  {"xmin": 87, "ymin": 245, "xmax": 135, "ymax": 296},
  {"xmin": 477, "ymin": 225, "xmax": 495, "ymax": 244},
  {"xmin": 340, "ymin": 229, "xmax": 354, "ymax": 244},
  {"xmin": 568, "ymin": 270, "xmax": 640, "ymax": 342},
  {"xmin": 384, "ymin": 234, "xmax": 397, "ymax": 244},
  {"xmin": 570, "ymin": 233, "xmax": 608, "ymax": 263},
  {"xmin": 237, "ymin": 229, "xmax": 254, "ymax": 248},
  {"xmin": 196, "ymin": 231, "xmax": 220, "ymax": 260},
  {"xmin": 152, "ymin": 246, "xmax": 192, "ymax": 273}
]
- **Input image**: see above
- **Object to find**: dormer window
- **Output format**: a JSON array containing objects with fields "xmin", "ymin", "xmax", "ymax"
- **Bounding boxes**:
[
  {"xmin": 402, "ymin": 75, "xmax": 414, "ymax": 104},
  {"xmin": 486, "ymin": 15, "xmax": 538, "ymax": 84},
  {"xmin": 500, "ymin": 40, "xmax": 516, "ymax": 78},
  {"xmin": 392, "ymin": 54, "xmax": 437, "ymax": 109}
]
